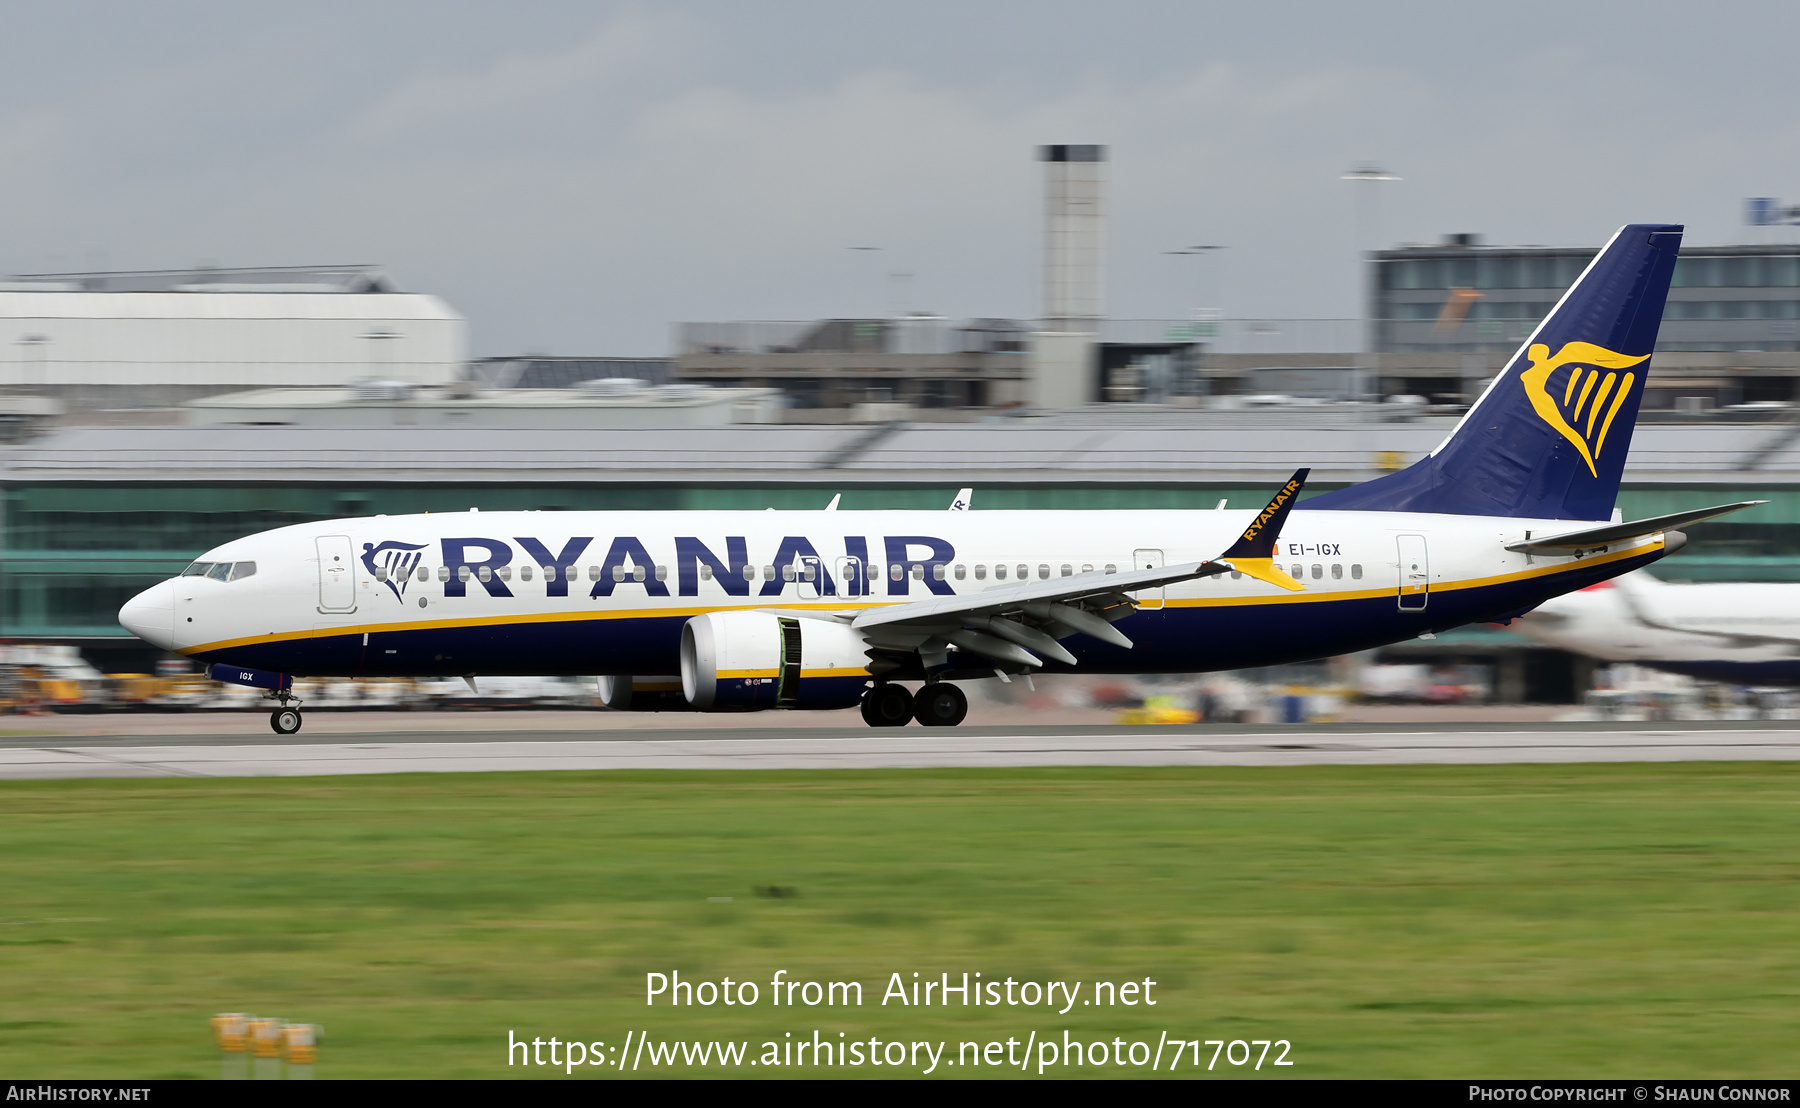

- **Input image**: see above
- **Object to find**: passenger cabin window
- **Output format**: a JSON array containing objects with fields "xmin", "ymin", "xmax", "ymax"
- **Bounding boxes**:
[
  {"xmin": 478, "ymin": 566, "xmax": 493, "ymax": 583},
  {"xmin": 954, "ymin": 564, "xmax": 966, "ymax": 580},
  {"xmin": 181, "ymin": 562, "xmax": 212, "ymax": 577},
  {"xmin": 890, "ymin": 564, "xmax": 903, "ymax": 581},
  {"xmin": 458, "ymin": 566, "xmax": 472, "ymax": 583},
  {"xmin": 911, "ymin": 565, "xmax": 924, "ymax": 581},
  {"xmin": 417, "ymin": 566, "xmax": 430, "ymax": 582},
  {"xmin": 1104, "ymin": 564, "xmax": 1117, "ymax": 574},
  {"xmin": 1017, "ymin": 564, "xmax": 1028, "ymax": 579},
  {"xmin": 1311, "ymin": 565, "xmax": 1323, "ymax": 580},
  {"xmin": 437, "ymin": 566, "xmax": 451, "ymax": 582},
  {"xmin": 656, "ymin": 565, "xmax": 668, "ymax": 581},
  {"xmin": 498, "ymin": 566, "xmax": 512, "ymax": 582},
  {"xmin": 1082, "ymin": 564, "xmax": 1093, "ymax": 573},
  {"xmin": 373, "ymin": 566, "xmax": 389, "ymax": 581},
  {"xmin": 995, "ymin": 564, "xmax": 1008, "ymax": 580},
  {"xmin": 1351, "ymin": 564, "xmax": 1363, "ymax": 580},
  {"xmin": 782, "ymin": 565, "xmax": 796, "ymax": 582},
  {"xmin": 763, "ymin": 565, "xmax": 776, "ymax": 581},
  {"xmin": 699, "ymin": 564, "xmax": 713, "ymax": 581},
  {"xmin": 520, "ymin": 565, "xmax": 534, "ymax": 581},
  {"xmin": 588, "ymin": 566, "xmax": 601, "ymax": 581},
  {"xmin": 741, "ymin": 565, "xmax": 755, "ymax": 581},
  {"xmin": 1037, "ymin": 564, "xmax": 1050, "ymax": 580},
  {"xmin": 974, "ymin": 564, "xmax": 986, "ymax": 580},
  {"xmin": 1060, "ymin": 564, "xmax": 1072, "ymax": 577},
  {"xmin": 1291, "ymin": 564, "xmax": 1303, "ymax": 579},
  {"xmin": 1331, "ymin": 564, "xmax": 1343, "ymax": 580},
  {"xmin": 931, "ymin": 565, "xmax": 944, "ymax": 581}
]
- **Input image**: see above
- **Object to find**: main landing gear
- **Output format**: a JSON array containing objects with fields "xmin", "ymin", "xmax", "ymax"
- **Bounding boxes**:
[{"xmin": 860, "ymin": 682, "xmax": 969, "ymax": 728}]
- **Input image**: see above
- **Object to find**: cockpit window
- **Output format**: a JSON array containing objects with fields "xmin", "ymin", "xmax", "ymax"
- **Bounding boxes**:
[{"xmin": 183, "ymin": 560, "xmax": 256, "ymax": 581}]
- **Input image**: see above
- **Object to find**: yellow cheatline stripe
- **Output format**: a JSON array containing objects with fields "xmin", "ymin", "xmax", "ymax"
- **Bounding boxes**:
[
  {"xmin": 801, "ymin": 667, "xmax": 873, "ymax": 678},
  {"xmin": 180, "ymin": 538, "xmax": 1662, "ymax": 654},
  {"xmin": 718, "ymin": 669, "xmax": 779, "ymax": 680},
  {"xmin": 1169, "ymin": 538, "xmax": 1660, "ymax": 609},
  {"xmin": 179, "ymin": 599, "xmax": 896, "ymax": 655}
]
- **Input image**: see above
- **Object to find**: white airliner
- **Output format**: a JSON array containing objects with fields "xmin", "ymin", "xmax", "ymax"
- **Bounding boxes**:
[
  {"xmin": 119, "ymin": 223, "xmax": 1762, "ymax": 734},
  {"xmin": 1506, "ymin": 572, "xmax": 1800, "ymax": 686}
]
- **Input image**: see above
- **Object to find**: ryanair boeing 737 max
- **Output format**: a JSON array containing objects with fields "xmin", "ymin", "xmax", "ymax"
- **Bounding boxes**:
[{"xmin": 119, "ymin": 223, "xmax": 1762, "ymax": 734}]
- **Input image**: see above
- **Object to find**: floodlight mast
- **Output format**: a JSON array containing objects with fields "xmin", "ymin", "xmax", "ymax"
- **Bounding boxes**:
[
  {"xmin": 1342, "ymin": 164, "xmax": 1401, "ymax": 369},
  {"xmin": 1164, "ymin": 245, "xmax": 1225, "ymax": 319}
]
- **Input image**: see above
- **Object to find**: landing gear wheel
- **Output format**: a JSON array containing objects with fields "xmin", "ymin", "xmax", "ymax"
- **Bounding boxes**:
[
  {"xmin": 270, "ymin": 707, "xmax": 303, "ymax": 735},
  {"xmin": 913, "ymin": 683, "xmax": 968, "ymax": 727},
  {"xmin": 860, "ymin": 684, "xmax": 914, "ymax": 728}
]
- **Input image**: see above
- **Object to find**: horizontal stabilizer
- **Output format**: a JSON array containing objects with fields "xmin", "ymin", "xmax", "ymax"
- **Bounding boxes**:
[{"xmin": 1504, "ymin": 500, "xmax": 1766, "ymax": 553}]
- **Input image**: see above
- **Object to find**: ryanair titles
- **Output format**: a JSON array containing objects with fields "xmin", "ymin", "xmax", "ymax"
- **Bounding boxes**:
[{"xmin": 360, "ymin": 535, "xmax": 959, "ymax": 601}]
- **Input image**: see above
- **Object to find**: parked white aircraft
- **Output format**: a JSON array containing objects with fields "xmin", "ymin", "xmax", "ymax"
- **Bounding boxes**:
[
  {"xmin": 1506, "ymin": 572, "xmax": 1800, "ymax": 686},
  {"xmin": 118, "ymin": 223, "xmax": 1761, "ymax": 734}
]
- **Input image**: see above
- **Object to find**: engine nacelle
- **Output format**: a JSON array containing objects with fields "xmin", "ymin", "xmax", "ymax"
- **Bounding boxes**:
[
  {"xmin": 597, "ymin": 675, "xmax": 695, "ymax": 712},
  {"xmin": 680, "ymin": 611, "xmax": 870, "ymax": 711}
]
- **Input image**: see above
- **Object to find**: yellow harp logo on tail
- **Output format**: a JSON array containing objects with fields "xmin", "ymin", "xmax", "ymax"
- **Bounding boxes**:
[{"xmin": 1519, "ymin": 341, "xmax": 1650, "ymax": 477}]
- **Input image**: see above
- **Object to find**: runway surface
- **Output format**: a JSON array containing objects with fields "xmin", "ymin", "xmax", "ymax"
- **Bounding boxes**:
[{"xmin": 5, "ymin": 720, "xmax": 1800, "ymax": 779}]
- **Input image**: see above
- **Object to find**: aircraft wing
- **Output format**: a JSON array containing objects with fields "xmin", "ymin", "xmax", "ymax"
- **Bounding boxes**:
[
  {"xmin": 852, "ymin": 559, "xmax": 1226, "ymax": 630},
  {"xmin": 836, "ymin": 469, "xmax": 1310, "ymax": 670},
  {"xmin": 1505, "ymin": 500, "xmax": 1766, "ymax": 554}
]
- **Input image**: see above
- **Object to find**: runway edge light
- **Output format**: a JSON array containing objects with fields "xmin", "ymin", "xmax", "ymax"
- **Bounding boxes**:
[
  {"xmin": 247, "ymin": 1017, "xmax": 285, "ymax": 1080},
  {"xmin": 210, "ymin": 1012, "xmax": 249, "ymax": 1080},
  {"xmin": 282, "ymin": 1023, "xmax": 320, "ymax": 1078}
]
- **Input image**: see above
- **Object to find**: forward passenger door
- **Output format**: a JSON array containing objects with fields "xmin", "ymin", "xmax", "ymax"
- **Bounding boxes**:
[{"xmin": 317, "ymin": 535, "xmax": 357, "ymax": 613}]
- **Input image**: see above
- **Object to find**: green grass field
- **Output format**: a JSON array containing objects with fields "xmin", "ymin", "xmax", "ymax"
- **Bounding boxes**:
[{"xmin": 2, "ymin": 764, "xmax": 1798, "ymax": 1078}]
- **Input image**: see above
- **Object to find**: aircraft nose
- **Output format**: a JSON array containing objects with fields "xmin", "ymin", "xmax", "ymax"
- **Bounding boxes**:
[{"xmin": 119, "ymin": 579, "xmax": 176, "ymax": 650}]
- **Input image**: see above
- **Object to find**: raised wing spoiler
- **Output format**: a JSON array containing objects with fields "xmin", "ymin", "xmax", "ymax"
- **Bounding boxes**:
[{"xmin": 850, "ymin": 557, "xmax": 1226, "ymax": 634}]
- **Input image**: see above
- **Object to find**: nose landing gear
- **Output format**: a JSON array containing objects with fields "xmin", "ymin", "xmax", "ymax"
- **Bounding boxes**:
[{"xmin": 265, "ymin": 689, "xmax": 304, "ymax": 735}]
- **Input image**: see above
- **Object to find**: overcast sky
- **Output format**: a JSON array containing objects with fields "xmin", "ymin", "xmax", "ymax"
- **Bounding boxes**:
[{"xmin": 5, "ymin": 1, "xmax": 1800, "ymax": 355}]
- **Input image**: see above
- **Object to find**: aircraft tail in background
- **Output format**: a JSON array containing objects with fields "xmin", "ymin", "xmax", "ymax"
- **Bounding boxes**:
[{"xmin": 1307, "ymin": 223, "xmax": 1684, "ymax": 521}]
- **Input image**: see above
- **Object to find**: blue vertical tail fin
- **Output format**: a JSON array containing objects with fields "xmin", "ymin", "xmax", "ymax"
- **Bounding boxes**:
[{"xmin": 1307, "ymin": 223, "xmax": 1683, "ymax": 521}]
